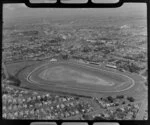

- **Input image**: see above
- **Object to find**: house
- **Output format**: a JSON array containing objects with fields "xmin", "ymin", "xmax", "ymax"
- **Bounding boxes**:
[{"xmin": 50, "ymin": 58, "xmax": 57, "ymax": 62}]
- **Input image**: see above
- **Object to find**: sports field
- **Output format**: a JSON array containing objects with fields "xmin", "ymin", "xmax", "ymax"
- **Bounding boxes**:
[
  {"xmin": 40, "ymin": 66, "xmax": 114, "ymax": 86},
  {"xmin": 25, "ymin": 61, "xmax": 136, "ymax": 93},
  {"xmin": 6, "ymin": 60, "xmax": 145, "ymax": 97}
]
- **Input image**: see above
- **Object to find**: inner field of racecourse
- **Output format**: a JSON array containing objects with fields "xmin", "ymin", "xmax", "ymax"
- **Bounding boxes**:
[{"xmin": 26, "ymin": 61, "xmax": 136, "ymax": 93}]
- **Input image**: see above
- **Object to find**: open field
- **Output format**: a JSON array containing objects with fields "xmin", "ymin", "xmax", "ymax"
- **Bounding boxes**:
[
  {"xmin": 27, "ymin": 61, "xmax": 134, "ymax": 93},
  {"xmin": 6, "ymin": 60, "xmax": 146, "ymax": 99}
]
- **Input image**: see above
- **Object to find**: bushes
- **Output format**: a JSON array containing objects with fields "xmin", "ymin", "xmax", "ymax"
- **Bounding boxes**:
[
  {"xmin": 127, "ymin": 96, "xmax": 135, "ymax": 102},
  {"xmin": 7, "ymin": 75, "xmax": 21, "ymax": 86},
  {"xmin": 106, "ymin": 96, "xmax": 114, "ymax": 103},
  {"xmin": 116, "ymin": 95, "xmax": 124, "ymax": 99}
]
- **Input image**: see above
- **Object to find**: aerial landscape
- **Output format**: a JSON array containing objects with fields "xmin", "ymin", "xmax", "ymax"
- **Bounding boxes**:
[{"xmin": 2, "ymin": 3, "xmax": 148, "ymax": 120}]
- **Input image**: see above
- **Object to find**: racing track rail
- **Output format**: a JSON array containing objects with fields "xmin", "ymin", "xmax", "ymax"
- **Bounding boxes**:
[{"xmin": 26, "ymin": 61, "xmax": 136, "ymax": 93}]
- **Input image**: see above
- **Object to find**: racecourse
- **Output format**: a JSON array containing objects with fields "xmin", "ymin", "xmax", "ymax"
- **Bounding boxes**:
[
  {"xmin": 26, "ymin": 61, "xmax": 136, "ymax": 93},
  {"xmin": 5, "ymin": 59, "xmax": 145, "ymax": 98}
]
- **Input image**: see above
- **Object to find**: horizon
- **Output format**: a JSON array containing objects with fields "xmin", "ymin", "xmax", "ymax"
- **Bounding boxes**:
[{"xmin": 3, "ymin": 3, "xmax": 147, "ymax": 24}]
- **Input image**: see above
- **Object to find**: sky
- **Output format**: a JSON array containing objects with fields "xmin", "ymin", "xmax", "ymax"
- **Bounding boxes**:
[{"xmin": 3, "ymin": 3, "xmax": 146, "ymax": 22}]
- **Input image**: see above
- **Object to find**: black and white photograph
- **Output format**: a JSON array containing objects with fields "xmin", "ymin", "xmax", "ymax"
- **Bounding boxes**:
[{"xmin": 2, "ymin": 0, "xmax": 148, "ymax": 120}]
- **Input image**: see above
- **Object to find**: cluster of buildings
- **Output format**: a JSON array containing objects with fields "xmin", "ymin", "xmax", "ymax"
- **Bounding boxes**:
[
  {"xmin": 3, "ymin": 24, "xmax": 147, "ymax": 75},
  {"xmin": 2, "ymin": 82, "xmax": 94, "ymax": 120},
  {"xmin": 93, "ymin": 95, "xmax": 135, "ymax": 109},
  {"xmin": 92, "ymin": 103, "xmax": 140, "ymax": 120},
  {"xmin": 2, "ymin": 21, "xmax": 147, "ymax": 120}
]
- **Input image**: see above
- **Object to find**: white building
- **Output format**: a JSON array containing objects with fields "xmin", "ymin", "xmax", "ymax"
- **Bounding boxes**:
[
  {"xmin": 50, "ymin": 58, "xmax": 57, "ymax": 62},
  {"xmin": 106, "ymin": 64, "xmax": 117, "ymax": 69}
]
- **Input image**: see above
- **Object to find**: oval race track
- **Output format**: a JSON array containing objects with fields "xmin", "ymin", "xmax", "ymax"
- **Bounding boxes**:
[{"xmin": 24, "ymin": 61, "xmax": 137, "ymax": 93}]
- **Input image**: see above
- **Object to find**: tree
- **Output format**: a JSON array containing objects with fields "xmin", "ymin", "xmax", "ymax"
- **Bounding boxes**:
[
  {"xmin": 82, "ymin": 114, "xmax": 92, "ymax": 120},
  {"xmin": 82, "ymin": 46, "xmax": 91, "ymax": 53},
  {"xmin": 127, "ymin": 96, "xmax": 135, "ymax": 102},
  {"xmin": 94, "ymin": 116, "xmax": 106, "ymax": 120},
  {"xmin": 116, "ymin": 95, "xmax": 124, "ymax": 99},
  {"xmin": 122, "ymin": 101, "xmax": 126, "ymax": 105},
  {"xmin": 129, "ymin": 63, "xmax": 141, "ymax": 73},
  {"xmin": 61, "ymin": 53, "xmax": 69, "ymax": 60},
  {"xmin": 7, "ymin": 75, "xmax": 21, "ymax": 86},
  {"xmin": 107, "ymin": 96, "xmax": 114, "ymax": 103}
]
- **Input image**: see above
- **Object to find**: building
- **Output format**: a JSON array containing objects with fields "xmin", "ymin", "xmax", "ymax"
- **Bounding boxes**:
[
  {"xmin": 50, "ymin": 58, "xmax": 57, "ymax": 62},
  {"xmin": 106, "ymin": 64, "xmax": 117, "ymax": 69}
]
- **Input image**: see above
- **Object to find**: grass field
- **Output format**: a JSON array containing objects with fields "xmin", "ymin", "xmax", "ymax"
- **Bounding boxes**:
[
  {"xmin": 39, "ymin": 66, "xmax": 114, "ymax": 86},
  {"xmin": 27, "ymin": 61, "xmax": 134, "ymax": 93}
]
